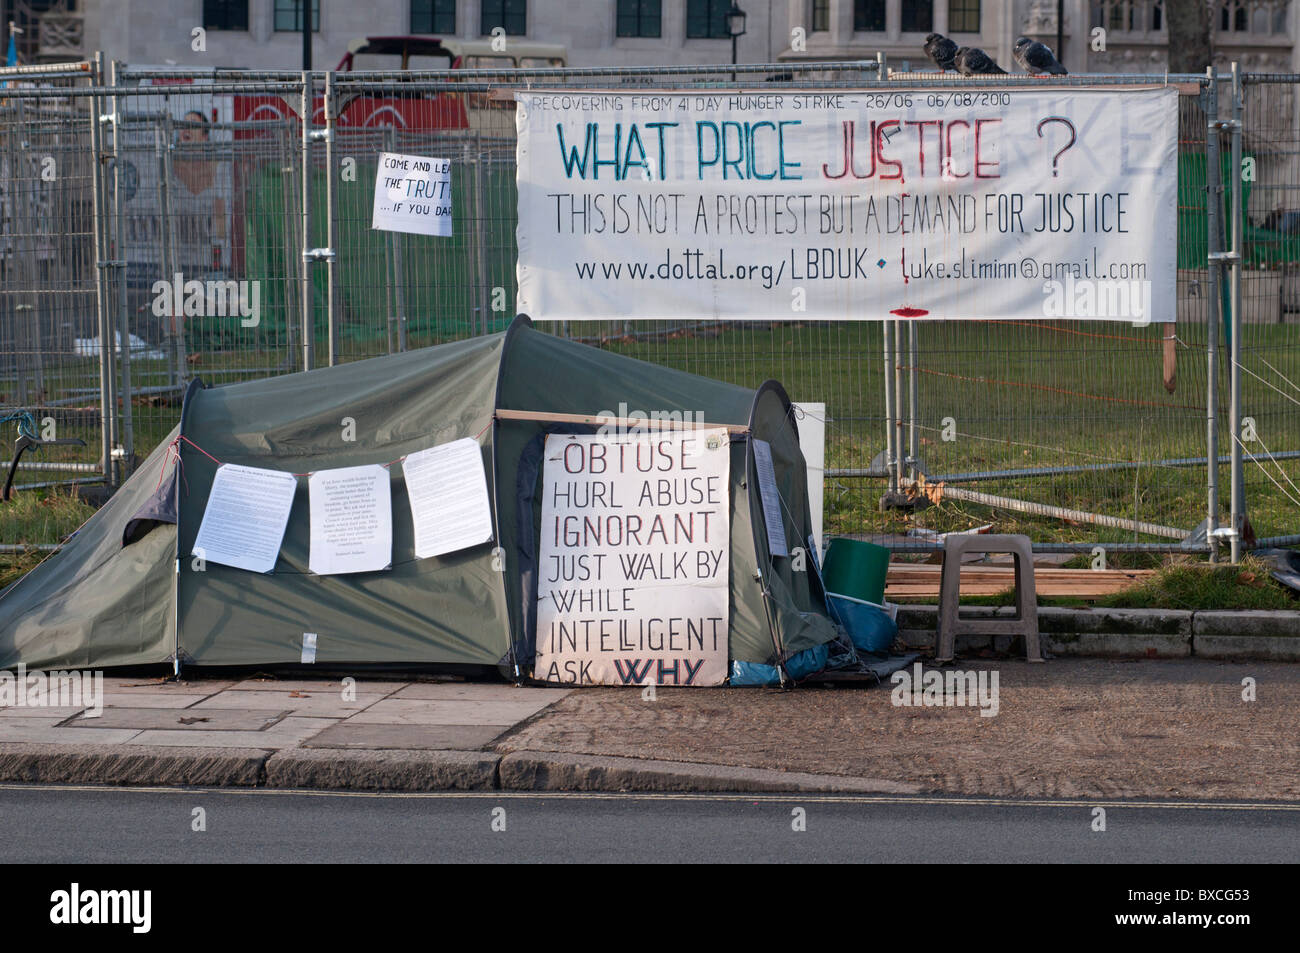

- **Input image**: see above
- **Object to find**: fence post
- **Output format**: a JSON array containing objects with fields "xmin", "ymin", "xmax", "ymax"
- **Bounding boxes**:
[
  {"xmin": 881, "ymin": 321, "xmax": 896, "ymax": 496},
  {"xmin": 108, "ymin": 58, "xmax": 134, "ymax": 478},
  {"xmin": 382, "ymin": 126, "xmax": 408, "ymax": 353},
  {"xmin": 908, "ymin": 321, "xmax": 919, "ymax": 482},
  {"xmin": 88, "ymin": 52, "xmax": 116, "ymax": 487},
  {"xmin": 893, "ymin": 319, "xmax": 905, "ymax": 489},
  {"xmin": 1204, "ymin": 66, "xmax": 1222, "ymax": 563},
  {"xmin": 278, "ymin": 120, "xmax": 298, "ymax": 367},
  {"xmin": 323, "ymin": 70, "xmax": 338, "ymax": 366},
  {"xmin": 473, "ymin": 134, "xmax": 490, "ymax": 336},
  {"xmin": 299, "ymin": 71, "xmax": 314, "ymax": 372},
  {"xmin": 1228, "ymin": 62, "xmax": 1244, "ymax": 564},
  {"xmin": 156, "ymin": 114, "xmax": 183, "ymax": 390}
]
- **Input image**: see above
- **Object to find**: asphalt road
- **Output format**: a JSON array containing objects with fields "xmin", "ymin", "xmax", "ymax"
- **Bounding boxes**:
[{"xmin": 2, "ymin": 784, "xmax": 1298, "ymax": 863}]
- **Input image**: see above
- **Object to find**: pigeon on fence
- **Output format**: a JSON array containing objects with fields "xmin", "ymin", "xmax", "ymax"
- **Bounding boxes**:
[
  {"xmin": 923, "ymin": 33, "xmax": 959, "ymax": 71},
  {"xmin": 954, "ymin": 47, "xmax": 1007, "ymax": 76},
  {"xmin": 1014, "ymin": 35, "xmax": 1068, "ymax": 75}
]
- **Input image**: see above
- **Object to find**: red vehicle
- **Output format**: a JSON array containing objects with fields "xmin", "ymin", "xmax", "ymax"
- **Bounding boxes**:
[{"xmin": 233, "ymin": 36, "xmax": 567, "ymax": 136}]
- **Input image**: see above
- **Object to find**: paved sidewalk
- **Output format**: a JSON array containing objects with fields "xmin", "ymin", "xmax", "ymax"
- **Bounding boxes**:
[
  {"xmin": 2, "ymin": 659, "xmax": 1299, "ymax": 799},
  {"xmin": 498, "ymin": 658, "xmax": 1300, "ymax": 801},
  {"xmin": 0, "ymin": 676, "xmax": 568, "ymax": 752}
]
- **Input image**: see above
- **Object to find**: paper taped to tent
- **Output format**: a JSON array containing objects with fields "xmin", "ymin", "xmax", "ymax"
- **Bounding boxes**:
[{"xmin": 1, "ymin": 316, "xmax": 906, "ymax": 687}]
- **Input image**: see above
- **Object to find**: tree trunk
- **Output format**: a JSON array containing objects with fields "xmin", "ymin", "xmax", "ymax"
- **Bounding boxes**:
[{"xmin": 1165, "ymin": 0, "xmax": 1215, "ymax": 73}]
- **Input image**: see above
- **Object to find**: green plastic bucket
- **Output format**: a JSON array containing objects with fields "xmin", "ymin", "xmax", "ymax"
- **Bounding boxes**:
[{"xmin": 820, "ymin": 538, "xmax": 890, "ymax": 606}]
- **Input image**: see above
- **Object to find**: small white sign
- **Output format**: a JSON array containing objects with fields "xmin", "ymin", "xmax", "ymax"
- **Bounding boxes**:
[
  {"xmin": 402, "ymin": 438, "xmax": 495, "ymax": 559},
  {"xmin": 371, "ymin": 152, "xmax": 452, "ymax": 237},
  {"xmin": 301, "ymin": 632, "xmax": 318, "ymax": 665},
  {"xmin": 192, "ymin": 463, "xmax": 298, "ymax": 574},
  {"xmin": 308, "ymin": 464, "xmax": 393, "ymax": 575}
]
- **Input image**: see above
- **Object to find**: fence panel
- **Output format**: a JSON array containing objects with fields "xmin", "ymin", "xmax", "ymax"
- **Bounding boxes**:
[
  {"xmin": 6, "ymin": 63, "xmax": 1293, "ymax": 560},
  {"xmin": 0, "ymin": 65, "xmax": 103, "ymax": 495}
]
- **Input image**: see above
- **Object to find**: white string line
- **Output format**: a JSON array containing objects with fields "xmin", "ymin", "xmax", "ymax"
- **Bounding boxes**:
[
  {"xmin": 1255, "ymin": 354, "xmax": 1300, "ymax": 396},
  {"xmin": 1233, "ymin": 358, "xmax": 1300, "ymax": 410},
  {"xmin": 790, "ymin": 405, "xmax": 1188, "ymax": 473},
  {"xmin": 910, "ymin": 423, "xmax": 1188, "ymax": 471},
  {"xmin": 1231, "ymin": 430, "xmax": 1300, "ymax": 512},
  {"xmin": 1244, "ymin": 428, "xmax": 1300, "ymax": 503}
]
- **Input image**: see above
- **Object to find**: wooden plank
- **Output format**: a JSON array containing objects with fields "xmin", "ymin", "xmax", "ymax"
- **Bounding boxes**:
[{"xmin": 883, "ymin": 562, "xmax": 1154, "ymax": 599}]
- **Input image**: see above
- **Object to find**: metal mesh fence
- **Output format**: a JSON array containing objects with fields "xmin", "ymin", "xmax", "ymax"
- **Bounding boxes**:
[
  {"xmin": 1236, "ymin": 75, "xmax": 1300, "ymax": 548},
  {"xmin": 0, "ymin": 65, "xmax": 102, "ymax": 493},
  {"xmin": 3, "ymin": 62, "xmax": 1296, "ymax": 558}
]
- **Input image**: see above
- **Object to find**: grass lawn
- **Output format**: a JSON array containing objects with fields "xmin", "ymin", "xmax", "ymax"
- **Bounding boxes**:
[{"xmin": 9, "ymin": 318, "xmax": 1299, "ymax": 555}]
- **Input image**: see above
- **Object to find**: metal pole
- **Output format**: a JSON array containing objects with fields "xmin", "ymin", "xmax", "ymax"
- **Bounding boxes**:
[
  {"xmin": 893, "ymin": 319, "xmax": 905, "ymax": 489},
  {"xmin": 1204, "ymin": 66, "xmax": 1222, "ymax": 562},
  {"xmin": 300, "ymin": 0, "xmax": 312, "ymax": 71},
  {"xmin": 1229, "ymin": 62, "xmax": 1244, "ymax": 563},
  {"xmin": 88, "ymin": 52, "xmax": 115, "ymax": 487},
  {"xmin": 381, "ymin": 126, "xmax": 398, "ymax": 353},
  {"xmin": 882, "ymin": 321, "xmax": 897, "ymax": 496},
  {"xmin": 109, "ymin": 59, "xmax": 134, "ymax": 476},
  {"xmin": 323, "ymin": 69, "xmax": 338, "ymax": 366},
  {"xmin": 1056, "ymin": 0, "xmax": 1064, "ymax": 65},
  {"xmin": 8, "ymin": 101, "xmax": 38, "ymax": 405},
  {"xmin": 473, "ymin": 135, "xmax": 490, "ymax": 336},
  {"xmin": 300, "ymin": 71, "xmax": 314, "ymax": 371},
  {"xmin": 156, "ymin": 116, "xmax": 182, "ymax": 390},
  {"xmin": 908, "ymin": 320, "xmax": 919, "ymax": 481},
  {"xmin": 278, "ymin": 119, "xmax": 298, "ymax": 366}
]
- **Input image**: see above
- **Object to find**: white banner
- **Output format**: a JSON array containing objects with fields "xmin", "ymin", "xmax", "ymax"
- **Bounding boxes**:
[
  {"xmin": 515, "ymin": 88, "xmax": 1178, "ymax": 322},
  {"xmin": 535, "ymin": 429, "xmax": 731, "ymax": 686}
]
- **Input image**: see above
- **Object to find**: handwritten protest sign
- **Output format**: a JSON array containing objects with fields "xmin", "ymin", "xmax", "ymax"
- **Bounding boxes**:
[
  {"xmin": 372, "ymin": 152, "xmax": 453, "ymax": 237},
  {"xmin": 515, "ymin": 88, "xmax": 1177, "ymax": 322},
  {"xmin": 535, "ymin": 429, "xmax": 731, "ymax": 686}
]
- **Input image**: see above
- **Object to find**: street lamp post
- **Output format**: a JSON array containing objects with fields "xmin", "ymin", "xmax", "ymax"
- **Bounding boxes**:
[
  {"xmin": 727, "ymin": 3, "xmax": 747, "ymax": 82},
  {"xmin": 301, "ymin": 0, "xmax": 312, "ymax": 70}
]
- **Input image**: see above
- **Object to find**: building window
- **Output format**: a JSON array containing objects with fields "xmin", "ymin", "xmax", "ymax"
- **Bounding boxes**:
[
  {"xmin": 1219, "ymin": 0, "xmax": 1247, "ymax": 30},
  {"xmin": 854, "ymin": 0, "xmax": 886, "ymax": 31},
  {"xmin": 686, "ymin": 0, "xmax": 731, "ymax": 38},
  {"xmin": 274, "ymin": 0, "xmax": 319, "ymax": 32},
  {"xmin": 811, "ymin": 0, "xmax": 830, "ymax": 31},
  {"xmin": 411, "ymin": 0, "xmax": 455, "ymax": 33},
  {"xmin": 617, "ymin": 0, "xmax": 662, "ymax": 37},
  {"xmin": 204, "ymin": 0, "xmax": 248, "ymax": 30},
  {"xmin": 482, "ymin": 0, "xmax": 527, "ymax": 35},
  {"xmin": 948, "ymin": 0, "xmax": 980, "ymax": 32},
  {"xmin": 901, "ymin": 0, "xmax": 933, "ymax": 30}
]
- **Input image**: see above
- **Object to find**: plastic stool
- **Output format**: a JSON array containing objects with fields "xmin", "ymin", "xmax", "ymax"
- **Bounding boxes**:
[{"xmin": 936, "ymin": 534, "xmax": 1042, "ymax": 663}]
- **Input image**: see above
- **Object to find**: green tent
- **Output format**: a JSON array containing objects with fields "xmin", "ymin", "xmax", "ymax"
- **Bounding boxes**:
[{"xmin": 0, "ymin": 317, "xmax": 838, "ymax": 684}]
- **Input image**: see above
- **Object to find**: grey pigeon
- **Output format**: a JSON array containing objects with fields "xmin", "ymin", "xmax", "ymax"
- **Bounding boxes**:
[
  {"xmin": 1014, "ymin": 35, "xmax": 1068, "ymax": 75},
  {"xmin": 954, "ymin": 47, "xmax": 1007, "ymax": 76},
  {"xmin": 923, "ymin": 32, "xmax": 959, "ymax": 71}
]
